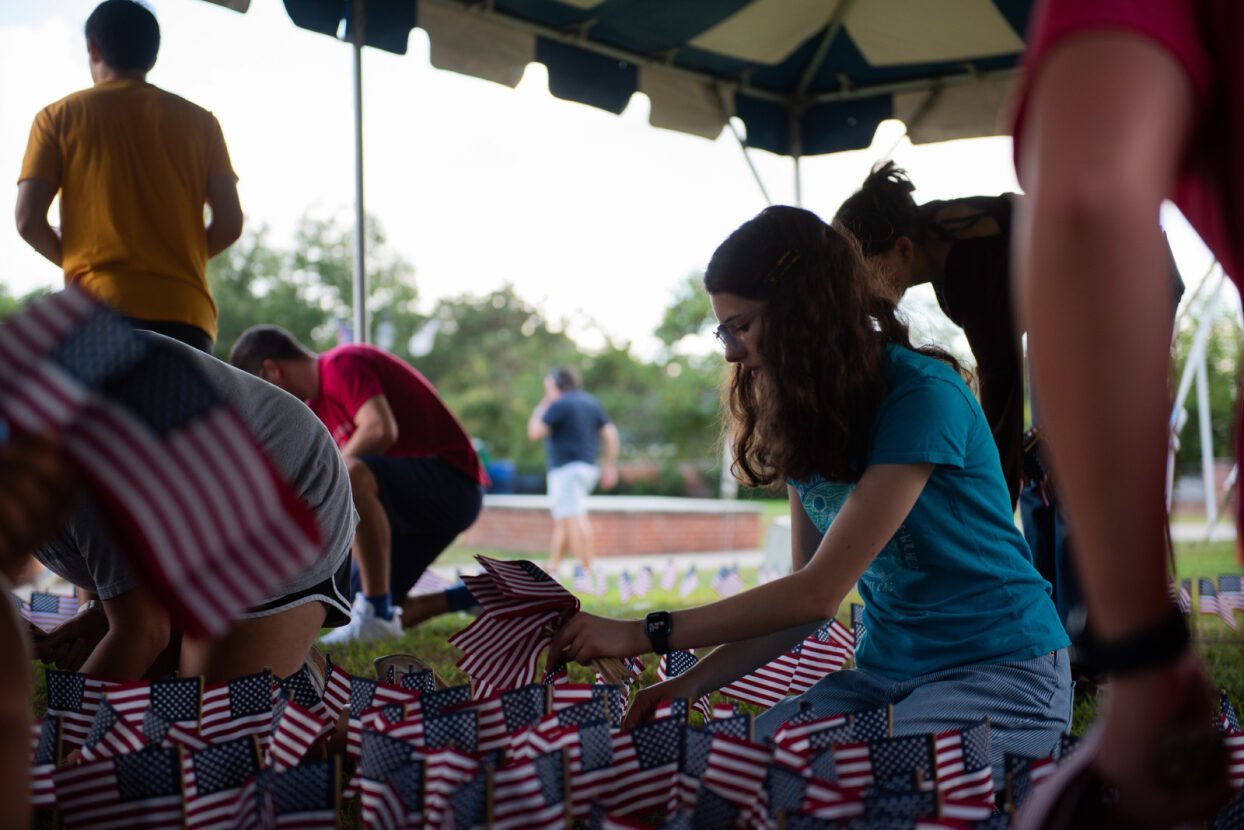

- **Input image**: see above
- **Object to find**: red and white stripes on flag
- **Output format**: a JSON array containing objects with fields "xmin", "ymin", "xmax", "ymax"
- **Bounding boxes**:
[
  {"xmin": 0, "ymin": 288, "xmax": 324, "ymax": 636},
  {"xmin": 721, "ymin": 648, "xmax": 800, "ymax": 708},
  {"xmin": 53, "ymin": 745, "xmax": 185, "ymax": 829},
  {"xmin": 789, "ymin": 619, "xmax": 854, "ymax": 695},
  {"xmin": 451, "ymin": 557, "xmax": 579, "ymax": 691},
  {"xmin": 268, "ymin": 697, "xmax": 333, "ymax": 770}
]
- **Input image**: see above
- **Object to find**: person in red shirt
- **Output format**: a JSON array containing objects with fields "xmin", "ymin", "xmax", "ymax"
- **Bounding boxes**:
[
  {"xmin": 1012, "ymin": 0, "xmax": 1242, "ymax": 823},
  {"xmin": 231, "ymin": 325, "xmax": 486, "ymax": 644}
]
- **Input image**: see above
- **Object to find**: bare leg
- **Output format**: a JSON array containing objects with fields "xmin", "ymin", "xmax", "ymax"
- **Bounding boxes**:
[
  {"xmin": 569, "ymin": 514, "xmax": 595, "ymax": 571},
  {"xmin": 549, "ymin": 518, "xmax": 570, "ymax": 573},
  {"xmin": 181, "ymin": 600, "xmax": 326, "ymax": 684},
  {"xmin": 347, "ymin": 458, "xmax": 390, "ymax": 597},
  {"xmin": 401, "ymin": 592, "xmax": 450, "ymax": 627}
]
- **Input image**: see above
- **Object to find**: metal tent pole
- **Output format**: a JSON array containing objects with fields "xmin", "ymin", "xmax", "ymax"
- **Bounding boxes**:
[{"xmin": 351, "ymin": 0, "xmax": 368, "ymax": 343}]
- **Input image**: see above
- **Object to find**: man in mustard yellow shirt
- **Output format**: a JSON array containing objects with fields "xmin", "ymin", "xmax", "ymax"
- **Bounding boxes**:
[{"xmin": 15, "ymin": 0, "xmax": 243, "ymax": 352}]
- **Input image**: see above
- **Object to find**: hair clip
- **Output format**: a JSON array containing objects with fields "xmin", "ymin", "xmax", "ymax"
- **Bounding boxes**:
[{"xmin": 767, "ymin": 250, "xmax": 800, "ymax": 283}]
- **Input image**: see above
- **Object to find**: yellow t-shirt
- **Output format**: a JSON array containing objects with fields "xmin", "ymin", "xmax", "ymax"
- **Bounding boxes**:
[{"xmin": 19, "ymin": 79, "xmax": 236, "ymax": 340}]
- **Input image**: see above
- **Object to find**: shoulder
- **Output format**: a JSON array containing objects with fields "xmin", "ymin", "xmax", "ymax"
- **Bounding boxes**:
[{"xmin": 884, "ymin": 348, "xmax": 974, "ymax": 407}]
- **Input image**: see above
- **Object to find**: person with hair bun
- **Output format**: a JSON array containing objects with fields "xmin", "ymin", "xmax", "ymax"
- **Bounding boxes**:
[{"xmin": 547, "ymin": 206, "xmax": 1072, "ymax": 782}]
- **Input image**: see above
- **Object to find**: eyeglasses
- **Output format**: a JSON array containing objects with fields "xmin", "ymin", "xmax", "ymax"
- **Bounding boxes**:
[{"xmin": 713, "ymin": 312, "xmax": 759, "ymax": 352}]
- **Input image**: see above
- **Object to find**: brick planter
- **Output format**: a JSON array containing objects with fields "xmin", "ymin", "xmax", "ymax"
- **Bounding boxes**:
[{"xmin": 458, "ymin": 495, "xmax": 764, "ymax": 556}]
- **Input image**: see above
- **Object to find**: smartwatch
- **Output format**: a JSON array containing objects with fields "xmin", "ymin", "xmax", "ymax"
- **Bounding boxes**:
[{"xmin": 644, "ymin": 611, "xmax": 674, "ymax": 655}]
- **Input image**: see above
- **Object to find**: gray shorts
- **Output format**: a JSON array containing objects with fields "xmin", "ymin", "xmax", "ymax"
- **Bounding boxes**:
[
  {"xmin": 547, "ymin": 461, "xmax": 600, "ymax": 519},
  {"xmin": 754, "ymin": 648, "xmax": 1073, "ymax": 787}
]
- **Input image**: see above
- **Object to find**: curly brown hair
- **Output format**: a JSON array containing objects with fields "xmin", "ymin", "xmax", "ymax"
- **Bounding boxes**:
[{"xmin": 704, "ymin": 205, "xmax": 960, "ymax": 488}]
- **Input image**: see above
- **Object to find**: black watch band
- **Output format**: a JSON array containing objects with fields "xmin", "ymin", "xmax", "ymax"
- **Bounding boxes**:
[
  {"xmin": 1087, "ymin": 604, "xmax": 1190, "ymax": 676},
  {"xmin": 645, "ymin": 611, "xmax": 674, "ymax": 655}
]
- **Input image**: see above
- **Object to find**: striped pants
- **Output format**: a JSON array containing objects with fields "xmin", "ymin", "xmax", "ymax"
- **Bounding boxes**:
[{"xmin": 754, "ymin": 649, "xmax": 1073, "ymax": 786}]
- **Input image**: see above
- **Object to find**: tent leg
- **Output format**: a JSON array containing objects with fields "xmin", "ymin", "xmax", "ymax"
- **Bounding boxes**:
[
  {"xmin": 793, "ymin": 155, "xmax": 802, "ymax": 208},
  {"xmin": 724, "ymin": 117, "xmax": 772, "ymax": 207},
  {"xmin": 352, "ymin": 1, "xmax": 368, "ymax": 343}
]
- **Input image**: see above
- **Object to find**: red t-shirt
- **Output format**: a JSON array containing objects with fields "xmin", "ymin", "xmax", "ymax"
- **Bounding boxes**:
[
  {"xmin": 1013, "ymin": 0, "xmax": 1244, "ymax": 282},
  {"xmin": 310, "ymin": 345, "xmax": 486, "ymax": 485}
]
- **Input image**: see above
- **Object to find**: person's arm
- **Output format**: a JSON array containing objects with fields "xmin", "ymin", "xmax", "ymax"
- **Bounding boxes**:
[
  {"xmin": 597, "ymin": 422, "xmax": 620, "ymax": 490},
  {"xmin": 528, "ymin": 395, "xmax": 555, "ymax": 441},
  {"xmin": 81, "ymin": 588, "xmax": 171, "ymax": 680},
  {"xmin": 547, "ymin": 462, "xmax": 933, "ymax": 664},
  {"xmin": 1016, "ymin": 30, "xmax": 1227, "ymax": 821},
  {"xmin": 339, "ymin": 395, "xmax": 399, "ymax": 459},
  {"xmin": 205, "ymin": 174, "xmax": 243, "ymax": 258},
  {"xmin": 14, "ymin": 179, "xmax": 61, "ymax": 268}
]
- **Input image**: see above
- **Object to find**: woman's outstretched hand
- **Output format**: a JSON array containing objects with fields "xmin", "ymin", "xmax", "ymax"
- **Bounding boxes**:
[{"xmin": 545, "ymin": 611, "xmax": 647, "ymax": 674}]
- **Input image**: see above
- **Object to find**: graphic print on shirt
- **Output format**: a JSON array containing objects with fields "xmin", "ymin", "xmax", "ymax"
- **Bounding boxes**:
[{"xmin": 792, "ymin": 474, "xmax": 918, "ymax": 595}]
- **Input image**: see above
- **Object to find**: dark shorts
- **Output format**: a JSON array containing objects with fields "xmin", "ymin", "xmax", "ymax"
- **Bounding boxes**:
[
  {"xmin": 248, "ymin": 551, "xmax": 353, "ymax": 628},
  {"xmin": 125, "ymin": 317, "xmax": 214, "ymax": 353},
  {"xmin": 354, "ymin": 455, "xmax": 484, "ymax": 599}
]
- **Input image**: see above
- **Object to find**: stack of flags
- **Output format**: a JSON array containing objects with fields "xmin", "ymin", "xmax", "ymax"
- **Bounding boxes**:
[
  {"xmin": 722, "ymin": 618, "xmax": 856, "ymax": 708},
  {"xmin": 1181, "ymin": 575, "xmax": 1244, "ymax": 629}
]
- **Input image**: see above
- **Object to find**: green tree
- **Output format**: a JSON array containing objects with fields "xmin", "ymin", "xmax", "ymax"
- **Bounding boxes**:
[
  {"xmin": 208, "ymin": 213, "xmax": 423, "ymax": 361},
  {"xmin": 656, "ymin": 272, "xmax": 714, "ymax": 349},
  {"xmin": 1172, "ymin": 304, "xmax": 1240, "ymax": 463}
]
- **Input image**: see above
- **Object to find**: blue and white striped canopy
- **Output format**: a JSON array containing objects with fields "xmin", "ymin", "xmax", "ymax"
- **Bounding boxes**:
[{"xmin": 205, "ymin": 0, "xmax": 1033, "ymax": 156}]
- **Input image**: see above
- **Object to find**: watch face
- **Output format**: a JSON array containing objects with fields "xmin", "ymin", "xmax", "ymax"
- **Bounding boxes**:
[{"xmin": 647, "ymin": 613, "xmax": 670, "ymax": 635}]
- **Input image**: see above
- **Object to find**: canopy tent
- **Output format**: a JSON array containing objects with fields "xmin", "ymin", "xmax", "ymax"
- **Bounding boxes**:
[{"xmin": 202, "ymin": 0, "xmax": 1036, "ymax": 338}]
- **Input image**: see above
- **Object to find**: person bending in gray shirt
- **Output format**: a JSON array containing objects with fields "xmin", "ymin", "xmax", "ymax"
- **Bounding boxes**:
[{"xmin": 34, "ymin": 333, "xmax": 357, "ymax": 684}]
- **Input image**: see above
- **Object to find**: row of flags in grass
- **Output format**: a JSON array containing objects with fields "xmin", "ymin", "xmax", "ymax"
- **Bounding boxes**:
[
  {"xmin": 31, "ymin": 653, "xmax": 1244, "ymax": 829},
  {"xmin": 1171, "ymin": 575, "xmax": 1244, "ymax": 628},
  {"xmin": 572, "ymin": 561, "xmax": 752, "ymax": 601}
]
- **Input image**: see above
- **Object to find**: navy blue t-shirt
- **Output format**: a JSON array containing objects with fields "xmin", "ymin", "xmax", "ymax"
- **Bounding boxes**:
[{"xmin": 543, "ymin": 390, "xmax": 610, "ymax": 470}]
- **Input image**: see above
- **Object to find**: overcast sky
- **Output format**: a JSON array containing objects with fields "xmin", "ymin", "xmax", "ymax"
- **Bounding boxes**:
[{"xmin": 0, "ymin": 0, "xmax": 1223, "ymax": 358}]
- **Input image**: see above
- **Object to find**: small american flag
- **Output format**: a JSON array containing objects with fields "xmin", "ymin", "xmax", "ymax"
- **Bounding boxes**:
[
  {"xmin": 661, "ymin": 559, "xmax": 678, "ymax": 591},
  {"xmin": 448, "ymin": 770, "xmax": 489, "ymax": 830},
  {"xmin": 710, "ymin": 564, "xmax": 744, "ymax": 597},
  {"xmin": 261, "ymin": 759, "xmax": 340, "ymax": 829},
  {"xmin": 356, "ymin": 729, "xmax": 418, "ymax": 829},
  {"xmin": 183, "ymin": 736, "xmax": 264, "ymax": 830},
  {"xmin": 410, "ymin": 568, "xmax": 452, "ymax": 596},
  {"xmin": 1201, "ymin": 578, "xmax": 1233, "ymax": 627},
  {"xmin": 276, "ymin": 665, "xmax": 331, "ymax": 723},
  {"xmin": 763, "ymin": 763, "xmax": 809, "ymax": 823},
  {"xmin": 1004, "ymin": 751, "xmax": 1041, "ymax": 813},
  {"xmin": 617, "ymin": 570, "xmax": 634, "ymax": 603},
  {"xmin": 490, "ymin": 750, "xmax": 569, "ymax": 830},
  {"xmin": 773, "ymin": 711, "xmax": 850, "ymax": 757},
  {"xmin": 850, "ymin": 603, "xmax": 866, "ymax": 649},
  {"xmin": 419, "ymin": 746, "xmax": 480, "ymax": 828},
  {"xmin": 720, "ymin": 647, "xmax": 800, "ymax": 708},
  {"xmin": 1220, "ymin": 575, "xmax": 1244, "ymax": 622},
  {"xmin": 657, "ymin": 650, "xmax": 712, "ymax": 720},
  {"xmin": 79, "ymin": 699, "xmax": 147, "ymax": 762},
  {"xmin": 799, "ymin": 776, "xmax": 866, "ymax": 821},
  {"xmin": 399, "ymin": 669, "xmax": 438, "ymax": 694},
  {"xmin": 789, "ymin": 619, "xmax": 854, "ymax": 694},
  {"xmin": 1217, "ymin": 690, "xmax": 1242, "ymax": 733},
  {"xmin": 268, "ymin": 693, "xmax": 333, "ymax": 770},
  {"xmin": 54, "ymin": 745, "xmax": 184, "ymax": 828},
  {"xmin": 679, "ymin": 565, "xmax": 699, "ymax": 598},
  {"xmin": 573, "ymin": 565, "xmax": 597, "ymax": 596},
  {"xmin": 1173, "ymin": 579, "xmax": 1193, "ymax": 615},
  {"xmin": 20, "ymin": 592, "xmax": 79, "ymax": 632},
  {"xmin": 698, "ymin": 734, "xmax": 772, "ymax": 827},
  {"xmin": 0, "ymin": 290, "xmax": 323, "ymax": 636},
  {"xmin": 596, "ymin": 717, "xmax": 682, "ymax": 817},
  {"xmin": 632, "ymin": 566, "xmax": 654, "ymax": 598},
  {"xmin": 1226, "ymin": 731, "xmax": 1244, "ymax": 789},
  {"xmin": 106, "ymin": 677, "xmax": 202, "ymax": 741},
  {"xmin": 850, "ymin": 705, "xmax": 892, "ymax": 741},
  {"xmin": 322, "ymin": 661, "xmax": 352, "ymax": 721},
  {"xmin": 934, "ymin": 720, "xmax": 994, "ymax": 803},
  {"xmin": 31, "ymin": 717, "xmax": 61, "ymax": 810},
  {"xmin": 46, "ymin": 669, "xmax": 119, "ymax": 748},
  {"xmin": 199, "ymin": 671, "xmax": 276, "ymax": 744},
  {"xmin": 424, "ymin": 708, "xmax": 479, "ymax": 754}
]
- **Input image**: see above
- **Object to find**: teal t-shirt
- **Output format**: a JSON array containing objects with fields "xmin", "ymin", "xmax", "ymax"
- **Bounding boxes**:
[{"xmin": 791, "ymin": 346, "xmax": 1068, "ymax": 681}]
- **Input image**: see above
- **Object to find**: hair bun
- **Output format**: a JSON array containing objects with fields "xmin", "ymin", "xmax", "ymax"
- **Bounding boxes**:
[{"xmin": 861, "ymin": 160, "xmax": 915, "ymax": 195}]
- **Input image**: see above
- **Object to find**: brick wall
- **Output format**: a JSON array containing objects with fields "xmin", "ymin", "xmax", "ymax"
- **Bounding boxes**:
[{"xmin": 458, "ymin": 496, "xmax": 764, "ymax": 556}]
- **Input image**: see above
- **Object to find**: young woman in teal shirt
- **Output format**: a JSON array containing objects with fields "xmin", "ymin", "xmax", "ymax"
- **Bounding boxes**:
[{"xmin": 548, "ymin": 206, "xmax": 1071, "ymax": 776}]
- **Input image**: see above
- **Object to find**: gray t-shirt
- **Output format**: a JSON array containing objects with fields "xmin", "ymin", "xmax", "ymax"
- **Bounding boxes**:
[{"xmin": 37, "ymin": 334, "xmax": 356, "ymax": 603}]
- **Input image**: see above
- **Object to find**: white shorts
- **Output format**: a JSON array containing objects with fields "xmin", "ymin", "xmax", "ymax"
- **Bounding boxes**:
[{"xmin": 547, "ymin": 461, "xmax": 600, "ymax": 519}]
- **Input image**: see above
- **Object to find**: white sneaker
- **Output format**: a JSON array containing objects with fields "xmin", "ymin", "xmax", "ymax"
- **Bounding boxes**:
[{"xmin": 320, "ymin": 593, "xmax": 403, "ymax": 646}]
